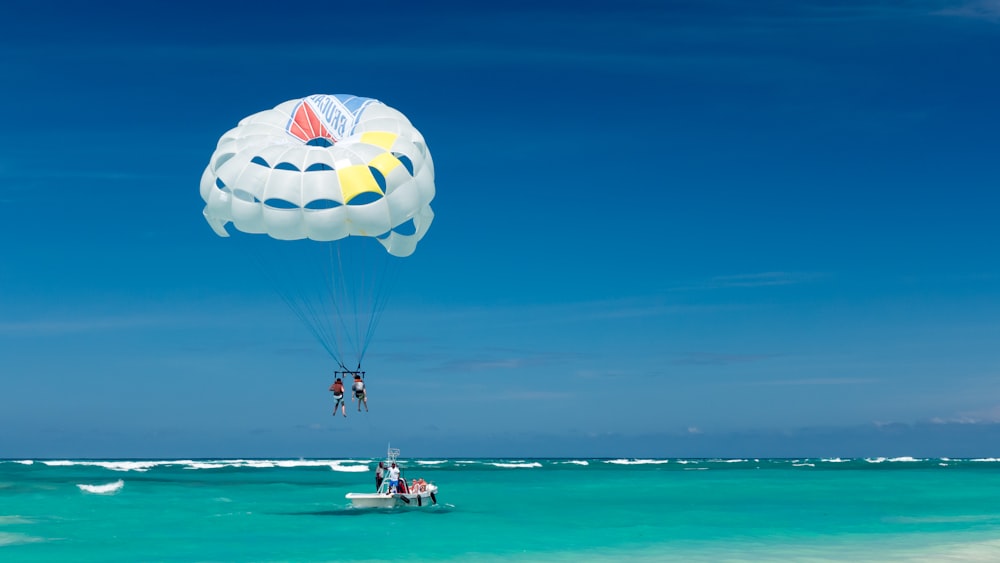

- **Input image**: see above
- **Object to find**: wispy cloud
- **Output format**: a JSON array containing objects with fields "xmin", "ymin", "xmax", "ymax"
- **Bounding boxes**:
[
  {"xmin": 930, "ymin": 404, "xmax": 1000, "ymax": 424},
  {"xmin": 0, "ymin": 169, "xmax": 159, "ymax": 182},
  {"xmin": 672, "ymin": 352, "xmax": 779, "ymax": 366},
  {"xmin": 934, "ymin": 0, "xmax": 1000, "ymax": 20},
  {"xmin": 665, "ymin": 271, "xmax": 825, "ymax": 292},
  {"xmin": 494, "ymin": 391, "xmax": 574, "ymax": 401},
  {"xmin": 708, "ymin": 272, "xmax": 825, "ymax": 289},
  {"xmin": 0, "ymin": 41, "xmax": 708, "ymax": 75},
  {"xmin": 690, "ymin": 1, "xmax": 1000, "ymax": 23},
  {"xmin": 443, "ymin": 358, "xmax": 528, "ymax": 371},
  {"xmin": 435, "ymin": 351, "xmax": 566, "ymax": 374},
  {"xmin": 392, "ymin": 299, "xmax": 747, "ymax": 331},
  {"xmin": 751, "ymin": 377, "xmax": 878, "ymax": 386},
  {"xmin": 572, "ymin": 368, "xmax": 635, "ymax": 380},
  {"xmin": 0, "ymin": 316, "xmax": 169, "ymax": 334},
  {"xmin": 0, "ymin": 310, "xmax": 234, "ymax": 335}
]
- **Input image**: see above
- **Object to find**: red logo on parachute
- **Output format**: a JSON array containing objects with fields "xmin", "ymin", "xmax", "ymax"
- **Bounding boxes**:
[{"xmin": 288, "ymin": 101, "xmax": 334, "ymax": 146}]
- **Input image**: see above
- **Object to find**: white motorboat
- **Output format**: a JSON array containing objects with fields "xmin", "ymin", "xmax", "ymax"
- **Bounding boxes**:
[{"xmin": 346, "ymin": 446, "xmax": 439, "ymax": 509}]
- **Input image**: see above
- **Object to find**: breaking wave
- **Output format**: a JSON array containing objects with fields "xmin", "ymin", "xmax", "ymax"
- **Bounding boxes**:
[
  {"xmin": 77, "ymin": 480, "xmax": 124, "ymax": 494},
  {"xmin": 489, "ymin": 462, "xmax": 543, "ymax": 468},
  {"xmin": 605, "ymin": 459, "xmax": 671, "ymax": 465},
  {"xmin": 6, "ymin": 457, "xmax": 999, "ymax": 473}
]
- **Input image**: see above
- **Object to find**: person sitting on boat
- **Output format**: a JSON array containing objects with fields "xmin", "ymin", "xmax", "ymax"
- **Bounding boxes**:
[
  {"xmin": 329, "ymin": 377, "xmax": 346, "ymax": 418},
  {"xmin": 388, "ymin": 462, "xmax": 400, "ymax": 493},
  {"xmin": 351, "ymin": 374, "xmax": 368, "ymax": 412}
]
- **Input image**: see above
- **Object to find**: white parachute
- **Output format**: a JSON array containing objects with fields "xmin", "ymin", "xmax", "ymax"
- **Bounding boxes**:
[
  {"xmin": 199, "ymin": 94, "xmax": 435, "ymax": 369},
  {"xmin": 200, "ymin": 94, "xmax": 434, "ymax": 257}
]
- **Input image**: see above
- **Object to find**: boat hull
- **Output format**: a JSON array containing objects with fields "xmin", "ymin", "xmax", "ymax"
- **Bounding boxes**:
[{"xmin": 346, "ymin": 485, "xmax": 438, "ymax": 508}]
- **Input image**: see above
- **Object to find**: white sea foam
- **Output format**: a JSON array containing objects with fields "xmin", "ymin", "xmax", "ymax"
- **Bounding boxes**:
[
  {"xmin": 793, "ymin": 463, "xmax": 815, "ymax": 467},
  {"xmin": 262, "ymin": 459, "xmax": 356, "ymax": 468},
  {"xmin": 416, "ymin": 460, "xmax": 448, "ymax": 465},
  {"xmin": 604, "ymin": 459, "xmax": 670, "ymax": 465},
  {"xmin": 191, "ymin": 459, "xmax": 275, "ymax": 469},
  {"xmin": 43, "ymin": 460, "xmax": 169, "ymax": 472},
  {"xmin": 675, "ymin": 460, "xmax": 698, "ymax": 465},
  {"xmin": 0, "ymin": 532, "xmax": 46, "ymax": 546},
  {"xmin": 865, "ymin": 457, "xmax": 887, "ymax": 463},
  {"xmin": 217, "ymin": 461, "xmax": 272, "ymax": 470},
  {"xmin": 244, "ymin": 460, "xmax": 277, "ymax": 468},
  {"xmin": 0, "ymin": 515, "xmax": 33, "ymax": 525},
  {"xmin": 77, "ymin": 480, "xmax": 124, "ymax": 494},
  {"xmin": 14, "ymin": 460, "xmax": 33, "ymax": 465},
  {"xmin": 888, "ymin": 457, "xmax": 921, "ymax": 462},
  {"xmin": 186, "ymin": 462, "xmax": 227, "ymax": 469},
  {"xmin": 40, "ymin": 460, "xmax": 74, "ymax": 467},
  {"xmin": 178, "ymin": 459, "xmax": 372, "ymax": 470},
  {"xmin": 39, "ymin": 458, "xmax": 385, "ymax": 472},
  {"xmin": 102, "ymin": 461, "xmax": 164, "ymax": 472},
  {"xmin": 490, "ymin": 462, "xmax": 542, "ymax": 468},
  {"xmin": 886, "ymin": 514, "xmax": 1000, "ymax": 524},
  {"xmin": 558, "ymin": 460, "xmax": 589, "ymax": 466},
  {"xmin": 329, "ymin": 462, "xmax": 369, "ymax": 473},
  {"xmin": 971, "ymin": 458, "xmax": 1000, "ymax": 462},
  {"xmin": 683, "ymin": 467, "xmax": 709, "ymax": 471},
  {"xmin": 822, "ymin": 458, "xmax": 849, "ymax": 463}
]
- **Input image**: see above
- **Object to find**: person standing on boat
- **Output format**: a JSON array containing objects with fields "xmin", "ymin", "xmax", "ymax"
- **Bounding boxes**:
[
  {"xmin": 329, "ymin": 377, "xmax": 346, "ymax": 418},
  {"xmin": 388, "ymin": 462, "xmax": 400, "ymax": 493},
  {"xmin": 352, "ymin": 374, "xmax": 368, "ymax": 412},
  {"xmin": 375, "ymin": 462, "xmax": 385, "ymax": 492}
]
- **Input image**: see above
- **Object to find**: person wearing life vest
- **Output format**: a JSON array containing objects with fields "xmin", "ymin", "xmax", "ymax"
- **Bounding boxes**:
[
  {"xmin": 351, "ymin": 374, "xmax": 368, "ymax": 412},
  {"xmin": 329, "ymin": 377, "xmax": 346, "ymax": 418}
]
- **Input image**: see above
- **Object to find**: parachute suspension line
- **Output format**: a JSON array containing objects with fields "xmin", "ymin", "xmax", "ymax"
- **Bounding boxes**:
[
  {"xmin": 247, "ymin": 247, "xmax": 343, "ymax": 364},
  {"xmin": 294, "ymin": 275, "xmax": 341, "ymax": 359},
  {"xmin": 360, "ymin": 252, "xmax": 399, "ymax": 364},
  {"xmin": 329, "ymin": 241, "xmax": 363, "ymax": 364},
  {"xmin": 318, "ymin": 243, "xmax": 347, "ymax": 361},
  {"xmin": 281, "ymin": 243, "xmax": 344, "ymax": 364},
  {"xmin": 346, "ymin": 241, "xmax": 366, "ymax": 364},
  {"xmin": 355, "ymin": 240, "xmax": 379, "ymax": 365}
]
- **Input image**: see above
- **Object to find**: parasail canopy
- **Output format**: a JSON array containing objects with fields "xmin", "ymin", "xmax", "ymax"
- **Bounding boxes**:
[{"xmin": 200, "ymin": 94, "xmax": 435, "ymax": 257}]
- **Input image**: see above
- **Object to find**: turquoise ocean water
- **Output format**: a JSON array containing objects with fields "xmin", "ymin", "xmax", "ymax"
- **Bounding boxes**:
[{"xmin": 4, "ymin": 457, "xmax": 1000, "ymax": 561}]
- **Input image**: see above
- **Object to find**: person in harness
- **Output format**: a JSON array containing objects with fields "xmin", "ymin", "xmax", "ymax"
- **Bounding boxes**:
[
  {"xmin": 329, "ymin": 377, "xmax": 346, "ymax": 418},
  {"xmin": 352, "ymin": 374, "xmax": 368, "ymax": 413}
]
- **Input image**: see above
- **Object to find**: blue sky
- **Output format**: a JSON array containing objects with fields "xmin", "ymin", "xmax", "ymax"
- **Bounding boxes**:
[{"xmin": 1, "ymin": 0, "xmax": 998, "ymax": 458}]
